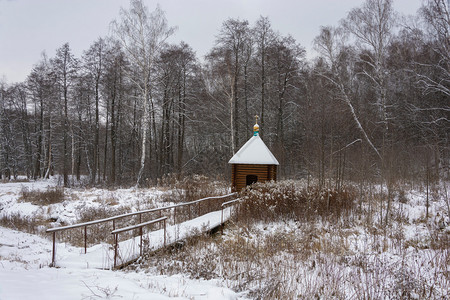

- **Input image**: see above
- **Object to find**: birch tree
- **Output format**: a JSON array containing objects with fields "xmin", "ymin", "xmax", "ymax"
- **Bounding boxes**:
[
  {"xmin": 341, "ymin": 0, "xmax": 396, "ymax": 135},
  {"xmin": 342, "ymin": 0, "xmax": 397, "ymax": 224},
  {"xmin": 111, "ymin": 0, "xmax": 175, "ymax": 185},
  {"xmin": 314, "ymin": 26, "xmax": 381, "ymax": 160}
]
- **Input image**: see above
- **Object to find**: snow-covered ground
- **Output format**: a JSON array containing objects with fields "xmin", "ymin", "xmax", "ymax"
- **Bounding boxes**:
[
  {"xmin": 143, "ymin": 180, "xmax": 448, "ymax": 299},
  {"xmin": 1, "ymin": 177, "xmax": 448, "ymax": 299},
  {"xmin": 0, "ymin": 178, "xmax": 239, "ymax": 300}
]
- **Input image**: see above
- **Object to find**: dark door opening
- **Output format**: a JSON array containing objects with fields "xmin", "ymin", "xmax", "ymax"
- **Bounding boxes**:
[{"xmin": 246, "ymin": 174, "xmax": 258, "ymax": 186}]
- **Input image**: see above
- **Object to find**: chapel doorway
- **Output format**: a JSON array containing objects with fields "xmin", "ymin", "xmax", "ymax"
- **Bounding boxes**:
[{"xmin": 246, "ymin": 174, "xmax": 258, "ymax": 186}]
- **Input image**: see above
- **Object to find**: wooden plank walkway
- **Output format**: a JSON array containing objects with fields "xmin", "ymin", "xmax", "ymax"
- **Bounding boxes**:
[{"xmin": 53, "ymin": 207, "xmax": 233, "ymax": 269}]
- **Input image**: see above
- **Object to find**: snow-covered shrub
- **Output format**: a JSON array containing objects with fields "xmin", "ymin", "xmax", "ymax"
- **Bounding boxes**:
[
  {"xmin": 0, "ymin": 212, "xmax": 43, "ymax": 234},
  {"xmin": 239, "ymin": 180, "xmax": 357, "ymax": 223}
]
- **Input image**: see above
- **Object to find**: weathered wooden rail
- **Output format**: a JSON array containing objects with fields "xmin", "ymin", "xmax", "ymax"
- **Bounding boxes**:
[
  {"xmin": 46, "ymin": 192, "xmax": 237, "ymax": 267},
  {"xmin": 221, "ymin": 198, "xmax": 242, "ymax": 235},
  {"xmin": 111, "ymin": 216, "xmax": 167, "ymax": 268}
]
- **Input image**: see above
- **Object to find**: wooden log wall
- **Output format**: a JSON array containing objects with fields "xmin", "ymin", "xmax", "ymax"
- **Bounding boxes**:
[{"xmin": 231, "ymin": 164, "xmax": 277, "ymax": 192}]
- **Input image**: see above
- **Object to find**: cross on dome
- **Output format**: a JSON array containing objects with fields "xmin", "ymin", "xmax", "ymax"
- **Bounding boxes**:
[{"xmin": 253, "ymin": 115, "xmax": 260, "ymax": 136}]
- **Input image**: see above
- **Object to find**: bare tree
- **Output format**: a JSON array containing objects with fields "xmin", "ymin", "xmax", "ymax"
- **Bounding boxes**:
[
  {"xmin": 341, "ymin": 0, "xmax": 396, "ymax": 135},
  {"xmin": 154, "ymin": 42, "xmax": 197, "ymax": 177},
  {"xmin": 174, "ymin": 43, "xmax": 196, "ymax": 176},
  {"xmin": 51, "ymin": 43, "xmax": 78, "ymax": 187},
  {"xmin": 27, "ymin": 53, "xmax": 55, "ymax": 179},
  {"xmin": 254, "ymin": 16, "xmax": 275, "ymax": 138},
  {"xmin": 418, "ymin": 0, "xmax": 450, "ymax": 97},
  {"xmin": 314, "ymin": 26, "xmax": 381, "ymax": 160},
  {"xmin": 111, "ymin": 0, "xmax": 175, "ymax": 185},
  {"xmin": 0, "ymin": 80, "xmax": 4, "ymax": 179},
  {"xmin": 341, "ymin": 0, "xmax": 397, "ymax": 225},
  {"xmin": 214, "ymin": 18, "xmax": 250, "ymax": 153},
  {"xmin": 102, "ymin": 40, "xmax": 128, "ymax": 185},
  {"xmin": 83, "ymin": 38, "xmax": 107, "ymax": 184}
]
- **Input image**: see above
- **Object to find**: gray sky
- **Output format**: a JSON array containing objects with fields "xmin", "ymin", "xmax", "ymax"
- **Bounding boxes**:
[{"xmin": 0, "ymin": 0, "xmax": 423, "ymax": 84}]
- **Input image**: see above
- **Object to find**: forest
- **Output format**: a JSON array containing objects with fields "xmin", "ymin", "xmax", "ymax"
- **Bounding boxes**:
[{"xmin": 0, "ymin": 0, "xmax": 448, "ymax": 187}]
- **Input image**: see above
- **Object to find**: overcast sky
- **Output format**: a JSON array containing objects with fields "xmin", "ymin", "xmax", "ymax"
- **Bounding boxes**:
[{"xmin": 0, "ymin": 0, "xmax": 423, "ymax": 84}]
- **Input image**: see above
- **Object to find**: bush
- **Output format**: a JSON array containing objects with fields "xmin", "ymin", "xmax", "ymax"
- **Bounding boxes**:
[
  {"xmin": 20, "ymin": 186, "xmax": 65, "ymax": 205},
  {"xmin": 239, "ymin": 180, "xmax": 357, "ymax": 223},
  {"xmin": 158, "ymin": 174, "xmax": 229, "ymax": 203},
  {"xmin": 0, "ymin": 212, "xmax": 46, "ymax": 234}
]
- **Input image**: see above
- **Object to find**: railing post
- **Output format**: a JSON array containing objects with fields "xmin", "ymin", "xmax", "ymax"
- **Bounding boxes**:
[
  {"xmin": 51, "ymin": 231, "xmax": 56, "ymax": 267},
  {"xmin": 159, "ymin": 210, "xmax": 162, "ymax": 229},
  {"xmin": 163, "ymin": 218, "xmax": 166, "ymax": 246},
  {"xmin": 139, "ymin": 227, "xmax": 143, "ymax": 256},
  {"xmin": 221, "ymin": 205, "xmax": 224, "ymax": 235},
  {"xmin": 114, "ymin": 233, "xmax": 118, "ymax": 269},
  {"xmin": 84, "ymin": 225, "xmax": 87, "ymax": 254},
  {"xmin": 173, "ymin": 207, "xmax": 176, "ymax": 225}
]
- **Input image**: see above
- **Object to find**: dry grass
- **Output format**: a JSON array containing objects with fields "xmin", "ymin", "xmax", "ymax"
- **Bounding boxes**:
[
  {"xmin": 153, "ymin": 174, "xmax": 232, "ymax": 224},
  {"xmin": 20, "ymin": 186, "xmax": 65, "ymax": 205},
  {"xmin": 141, "ymin": 222, "xmax": 448, "ymax": 299},
  {"xmin": 64, "ymin": 205, "xmax": 133, "ymax": 247},
  {"xmin": 0, "ymin": 212, "xmax": 48, "ymax": 235},
  {"xmin": 238, "ymin": 180, "xmax": 358, "ymax": 223},
  {"xmin": 157, "ymin": 174, "xmax": 229, "ymax": 203},
  {"xmin": 134, "ymin": 180, "xmax": 449, "ymax": 299},
  {"xmin": 0, "ymin": 177, "xmax": 30, "ymax": 183}
]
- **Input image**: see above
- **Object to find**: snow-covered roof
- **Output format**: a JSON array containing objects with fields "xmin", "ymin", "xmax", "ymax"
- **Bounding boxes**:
[{"xmin": 228, "ymin": 134, "xmax": 279, "ymax": 165}]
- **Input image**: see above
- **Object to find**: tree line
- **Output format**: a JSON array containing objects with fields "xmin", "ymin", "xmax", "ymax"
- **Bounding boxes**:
[{"xmin": 0, "ymin": 0, "xmax": 448, "ymax": 188}]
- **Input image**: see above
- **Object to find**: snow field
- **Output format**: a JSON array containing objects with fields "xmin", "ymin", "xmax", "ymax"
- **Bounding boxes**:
[
  {"xmin": 0, "ymin": 177, "xmax": 448, "ymax": 299},
  {"xmin": 0, "ymin": 178, "xmax": 239, "ymax": 299}
]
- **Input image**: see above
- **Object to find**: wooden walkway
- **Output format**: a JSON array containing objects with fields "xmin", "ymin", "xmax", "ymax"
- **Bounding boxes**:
[{"xmin": 47, "ymin": 194, "xmax": 240, "ymax": 269}]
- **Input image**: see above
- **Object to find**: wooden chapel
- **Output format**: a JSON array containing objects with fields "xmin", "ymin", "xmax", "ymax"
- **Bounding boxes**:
[{"xmin": 228, "ymin": 117, "xmax": 279, "ymax": 192}]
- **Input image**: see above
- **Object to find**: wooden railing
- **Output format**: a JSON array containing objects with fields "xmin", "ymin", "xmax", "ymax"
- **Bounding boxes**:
[
  {"xmin": 221, "ymin": 198, "xmax": 242, "ymax": 235},
  {"xmin": 111, "ymin": 216, "xmax": 167, "ymax": 268},
  {"xmin": 46, "ymin": 192, "xmax": 237, "ymax": 267}
]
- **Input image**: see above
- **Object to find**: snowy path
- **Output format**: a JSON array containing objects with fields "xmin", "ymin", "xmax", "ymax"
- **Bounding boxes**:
[{"xmin": 55, "ymin": 207, "xmax": 233, "ymax": 269}]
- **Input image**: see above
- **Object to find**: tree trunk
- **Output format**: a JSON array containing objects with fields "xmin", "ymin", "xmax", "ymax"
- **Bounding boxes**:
[
  {"xmin": 45, "ymin": 130, "xmax": 52, "ymax": 179},
  {"xmin": 177, "ymin": 71, "xmax": 186, "ymax": 175},
  {"xmin": 110, "ymin": 84, "xmax": 117, "ymax": 185},
  {"xmin": 34, "ymin": 95, "xmax": 44, "ymax": 178},
  {"xmin": 103, "ymin": 97, "xmax": 109, "ymax": 181},
  {"xmin": 76, "ymin": 110, "xmax": 82, "ymax": 181},
  {"xmin": 63, "ymin": 81, "xmax": 69, "ymax": 187},
  {"xmin": 92, "ymin": 81, "xmax": 100, "ymax": 185},
  {"xmin": 136, "ymin": 86, "xmax": 150, "ymax": 186}
]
